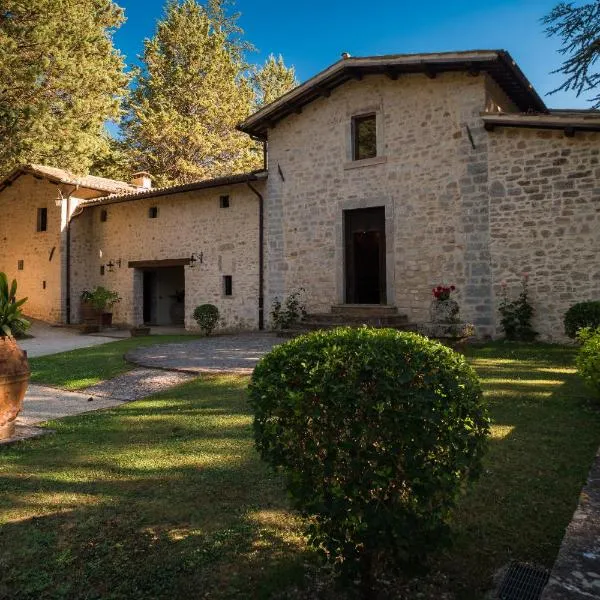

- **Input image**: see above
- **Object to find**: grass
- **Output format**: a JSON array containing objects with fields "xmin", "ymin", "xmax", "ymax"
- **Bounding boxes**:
[
  {"xmin": 29, "ymin": 335, "xmax": 200, "ymax": 390},
  {"xmin": 1, "ymin": 342, "xmax": 599, "ymax": 599}
]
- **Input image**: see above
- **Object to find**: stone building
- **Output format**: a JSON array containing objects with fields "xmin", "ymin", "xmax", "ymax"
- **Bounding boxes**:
[{"xmin": 0, "ymin": 50, "xmax": 598, "ymax": 340}]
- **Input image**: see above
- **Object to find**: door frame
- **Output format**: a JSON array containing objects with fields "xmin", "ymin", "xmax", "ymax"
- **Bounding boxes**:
[{"xmin": 335, "ymin": 199, "xmax": 395, "ymax": 306}]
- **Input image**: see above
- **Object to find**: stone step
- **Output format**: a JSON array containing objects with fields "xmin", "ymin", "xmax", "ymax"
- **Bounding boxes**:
[
  {"xmin": 330, "ymin": 304, "xmax": 399, "ymax": 318},
  {"xmin": 306, "ymin": 313, "xmax": 409, "ymax": 326}
]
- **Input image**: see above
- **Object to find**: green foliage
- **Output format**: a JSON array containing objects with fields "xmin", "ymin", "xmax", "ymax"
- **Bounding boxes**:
[
  {"xmin": 564, "ymin": 301, "xmax": 600, "ymax": 338},
  {"xmin": 80, "ymin": 287, "xmax": 121, "ymax": 312},
  {"xmin": 0, "ymin": 272, "xmax": 30, "ymax": 337},
  {"xmin": 0, "ymin": 0, "xmax": 129, "ymax": 177},
  {"xmin": 498, "ymin": 276, "xmax": 538, "ymax": 341},
  {"xmin": 122, "ymin": 0, "xmax": 260, "ymax": 186},
  {"xmin": 193, "ymin": 304, "xmax": 220, "ymax": 335},
  {"xmin": 576, "ymin": 327, "xmax": 600, "ymax": 397},
  {"xmin": 251, "ymin": 54, "xmax": 297, "ymax": 107},
  {"xmin": 270, "ymin": 289, "xmax": 307, "ymax": 330},
  {"xmin": 248, "ymin": 327, "xmax": 490, "ymax": 585},
  {"xmin": 543, "ymin": 2, "xmax": 600, "ymax": 107}
]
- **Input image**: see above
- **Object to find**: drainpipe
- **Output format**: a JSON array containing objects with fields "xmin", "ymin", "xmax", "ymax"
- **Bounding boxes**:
[{"xmin": 247, "ymin": 181, "xmax": 264, "ymax": 330}]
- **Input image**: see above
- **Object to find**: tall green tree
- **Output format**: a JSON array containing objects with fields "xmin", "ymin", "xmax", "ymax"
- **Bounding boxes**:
[
  {"xmin": 0, "ymin": 0, "xmax": 129, "ymax": 177},
  {"xmin": 123, "ymin": 0, "xmax": 260, "ymax": 186},
  {"xmin": 252, "ymin": 54, "xmax": 297, "ymax": 108},
  {"xmin": 544, "ymin": 1, "xmax": 600, "ymax": 106}
]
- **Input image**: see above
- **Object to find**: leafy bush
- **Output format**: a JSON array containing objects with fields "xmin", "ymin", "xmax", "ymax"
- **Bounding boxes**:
[
  {"xmin": 248, "ymin": 327, "xmax": 489, "ymax": 586},
  {"xmin": 499, "ymin": 276, "xmax": 537, "ymax": 341},
  {"xmin": 270, "ymin": 288, "xmax": 307, "ymax": 330},
  {"xmin": 0, "ymin": 272, "xmax": 30, "ymax": 337},
  {"xmin": 193, "ymin": 304, "xmax": 219, "ymax": 335},
  {"xmin": 576, "ymin": 327, "xmax": 600, "ymax": 398},
  {"xmin": 565, "ymin": 301, "xmax": 600, "ymax": 338},
  {"xmin": 80, "ymin": 286, "xmax": 121, "ymax": 311}
]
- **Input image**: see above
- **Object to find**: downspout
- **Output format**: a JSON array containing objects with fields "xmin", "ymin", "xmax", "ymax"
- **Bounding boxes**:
[{"xmin": 247, "ymin": 181, "xmax": 264, "ymax": 330}]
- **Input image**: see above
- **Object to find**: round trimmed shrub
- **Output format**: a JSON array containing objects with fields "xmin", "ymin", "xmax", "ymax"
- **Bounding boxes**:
[
  {"xmin": 248, "ymin": 327, "xmax": 489, "ymax": 583},
  {"xmin": 576, "ymin": 328, "xmax": 600, "ymax": 398},
  {"xmin": 565, "ymin": 301, "xmax": 600, "ymax": 338},
  {"xmin": 192, "ymin": 304, "xmax": 219, "ymax": 335}
]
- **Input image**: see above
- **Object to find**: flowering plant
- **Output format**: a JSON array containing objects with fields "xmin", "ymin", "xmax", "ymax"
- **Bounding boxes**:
[{"xmin": 432, "ymin": 284, "xmax": 456, "ymax": 301}]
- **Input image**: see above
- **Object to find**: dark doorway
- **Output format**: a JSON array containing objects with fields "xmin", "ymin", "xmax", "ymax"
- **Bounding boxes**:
[
  {"xmin": 344, "ymin": 207, "xmax": 386, "ymax": 304},
  {"xmin": 142, "ymin": 266, "xmax": 185, "ymax": 325}
]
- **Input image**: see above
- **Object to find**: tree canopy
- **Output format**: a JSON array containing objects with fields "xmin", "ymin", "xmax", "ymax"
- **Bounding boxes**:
[
  {"xmin": 252, "ymin": 54, "xmax": 297, "ymax": 108},
  {"xmin": 544, "ymin": 1, "xmax": 600, "ymax": 106},
  {"xmin": 0, "ymin": 0, "xmax": 129, "ymax": 177},
  {"xmin": 122, "ymin": 0, "xmax": 259, "ymax": 186}
]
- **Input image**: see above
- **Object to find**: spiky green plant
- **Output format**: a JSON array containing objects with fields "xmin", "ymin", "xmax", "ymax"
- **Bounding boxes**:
[{"xmin": 0, "ymin": 272, "xmax": 30, "ymax": 337}]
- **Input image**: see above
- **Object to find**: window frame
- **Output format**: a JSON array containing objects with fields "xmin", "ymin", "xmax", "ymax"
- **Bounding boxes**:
[
  {"xmin": 351, "ymin": 113, "xmax": 377, "ymax": 161},
  {"xmin": 36, "ymin": 207, "xmax": 48, "ymax": 232},
  {"xmin": 223, "ymin": 275, "xmax": 233, "ymax": 297},
  {"xmin": 148, "ymin": 206, "xmax": 158, "ymax": 219},
  {"xmin": 219, "ymin": 195, "xmax": 230, "ymax": 209}
]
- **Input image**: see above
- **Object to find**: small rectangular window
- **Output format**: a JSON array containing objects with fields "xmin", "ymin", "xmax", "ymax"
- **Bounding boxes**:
[
  {"xmin": 42, "ymin": 281, "xmax": 46, "ymax": 290},
  {"xmin": 352, "ymin": 114, "xmax": 377, "ymax": 161},
  {"xmin": 17, "ymin": 260, "xmax": 24, "ymax": 271},
  {"xmin": 220, "ymin": 195, "xmax": 230, "ymax": 208},
  {"xmin": 100, "ymin": 209, "xmax": 108, "ymax": 222},
  {"xmin": 37, "ymin": 207, "xmax": 48, "ymax": 232},
  {"xmin": 100, "ymin": 265, "xmax": 105, "ymax": 276},
  {"xmin": 223, "ymin": 275, "xmax": 232, "ymax": 296},
  {"xmin": 148, "ymin": 206, "xmax": 158, "ymax": 219}
]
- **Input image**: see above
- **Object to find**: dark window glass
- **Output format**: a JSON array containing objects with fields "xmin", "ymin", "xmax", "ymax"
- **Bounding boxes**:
[
  {"xmin": 100, "ymin": 209, "xmax": 108, "ymax": 222},
  {"xmin": 223, "ymin": 275, "xmax": 232, "ymax": 296},
  {"xmin": 148, "ymin": 206, "xmax": 158, "ymax": 219},
  {"xmin": 17, "ymin": 260, "xmax": 24, "ymax": 271},
  {"xmin": 352, "ymin": 114, "xmax": 377, "ymax": 161},
  {"xmin": 100, "ymin": 265, "xmax": 105, "ymax": 276},
  {"xmin": 220, "ymin": 195, "xmax": 230, "ymax": 208},
  {"xmin": 37, "ymin": 207, "xmax": 48, "ymax": 232}
]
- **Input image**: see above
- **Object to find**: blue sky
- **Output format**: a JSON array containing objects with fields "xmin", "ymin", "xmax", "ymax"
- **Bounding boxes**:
[{"xmin": 113, "ymin": 0, "xmax": 589, "ymax": 109}]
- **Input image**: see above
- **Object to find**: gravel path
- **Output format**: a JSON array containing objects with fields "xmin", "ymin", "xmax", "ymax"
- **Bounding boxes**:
[
  {"xmin": 125, "ymin": 333, "xmax": 280, "ymax": 374},
  {"xmin": 83, "ymin": 368, "xmax": 196, "ymax": 401}
]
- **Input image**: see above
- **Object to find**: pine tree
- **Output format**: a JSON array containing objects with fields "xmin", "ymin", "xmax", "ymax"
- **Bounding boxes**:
[
  {"xmin": 0, "ymin": 0, "xmax": 129, "ymax": 177},
  {"xmin": 252, "ymin": 54, "xmax": 297, "ymax": 108},
  {"xmin": 123, "ymin": 0, "xmax": 260, "ymax": 186},
  {"xmin": 544, "ymin": 1, "xmax": 600, "ymax": 106}
]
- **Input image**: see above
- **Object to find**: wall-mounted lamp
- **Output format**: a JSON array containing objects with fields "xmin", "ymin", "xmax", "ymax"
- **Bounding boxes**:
[{"xmin": 189, "ymin": 252, "xmax": 203, "ymax": 268}]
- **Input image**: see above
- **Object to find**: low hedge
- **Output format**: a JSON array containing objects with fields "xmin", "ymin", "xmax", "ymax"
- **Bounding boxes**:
[
  {"xmin": 248, "ymin": 327, "xmax": 489, "ymax": 585},
  {"xmin": 564, "ymin": 301, "xmax": 600, "ymax": 338},
  {"xmin": 577, "ymin": 328, "xmax": 600, "ymax": 398}
]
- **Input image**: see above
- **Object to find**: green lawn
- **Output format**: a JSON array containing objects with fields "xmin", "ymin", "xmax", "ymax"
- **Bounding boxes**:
[
  {"xmin": 1, "ymin": 342, "xmax": 599, "ymax": 599},
  {"xmin": 29, "ymin": 335, "xmax": 200, "ymax": 390}
]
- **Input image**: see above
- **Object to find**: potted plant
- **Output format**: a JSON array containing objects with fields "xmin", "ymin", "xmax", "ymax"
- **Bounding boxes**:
[
  {"xmin": 0, "ymin": 272, "xmax": 31, "ymax": 440},
  {"xmin": 430, "ymin": 284, "xmax": 459, "ymax": 324},
  {"xmin": 80, "ymin": 287, "xmax": 121, "ymax": 329}
]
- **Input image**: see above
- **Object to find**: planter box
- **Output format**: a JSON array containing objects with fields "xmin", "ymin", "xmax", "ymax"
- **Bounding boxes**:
[{"xmin": 80, "ymin": 301, "xmax": 102, "ymax": 325}]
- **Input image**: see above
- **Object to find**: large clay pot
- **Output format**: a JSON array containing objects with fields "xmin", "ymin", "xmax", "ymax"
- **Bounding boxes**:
[{"xmin": 0, "ymin": 336, "xmax": 30, "ymax": 440}]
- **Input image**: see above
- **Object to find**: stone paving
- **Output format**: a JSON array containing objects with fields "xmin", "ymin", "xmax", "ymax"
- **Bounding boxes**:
[{"xmin": 125, "ymin": 333, "xmax": 280, "ymax": 374}]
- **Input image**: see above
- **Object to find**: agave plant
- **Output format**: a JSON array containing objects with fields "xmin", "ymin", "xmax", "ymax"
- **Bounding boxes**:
[{"xmin": 0, "ymin": 272, "xmax": 30, "ymax": 337}]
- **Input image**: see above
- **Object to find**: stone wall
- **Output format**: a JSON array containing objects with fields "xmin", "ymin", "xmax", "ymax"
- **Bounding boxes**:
[
  {"xmin": 70, "ymin": 183, "xmax": 263, "ymax": 331},
  {"xmin": 265, "ymin": 72, "xmax": 496, "ymax": 335},
  {"xmin": 488, "ymin": 128, "xmax": 600, "ymax": 341},
  {"xmin": 0, "ymin": 175, "xmax": 64, "ymax": 322}
]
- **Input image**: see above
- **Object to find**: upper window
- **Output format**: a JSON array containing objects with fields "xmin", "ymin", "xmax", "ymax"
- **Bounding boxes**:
[
  {"xmin": 148, "ymin": 206, "xmax": 158, "ymax": 219},
  {"xmin": 352, "ymin": 114, "xmax": 377, "ymax": 161},
  {"xmin": 37, "ymin": 207, "xmax": 47, "ymax": 232},
  {"xmin": 220, "ymin": 195, "xmax": 230, "ymax": 208},
  {"xmin": 100, "ymin": 209, "xmax": 108, "ymax": 222}
]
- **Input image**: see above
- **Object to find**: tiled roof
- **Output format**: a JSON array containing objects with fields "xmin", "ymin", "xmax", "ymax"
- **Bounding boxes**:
[
  {"xmin": 0, "ymin": 164, "xmax": 140, "ymax": 194},
  {"xmin": 78, "ymin": 170, "xmax": 267, "ymax": 207},
  {"xmin": 239, "ymin": 50, "xmax": 547, "ymax": 139}
]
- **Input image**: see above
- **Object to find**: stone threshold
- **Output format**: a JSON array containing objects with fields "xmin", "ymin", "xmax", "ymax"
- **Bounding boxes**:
[{"xmin": 541, "ymin": 448, "xmax": 600, "ymax": 599}]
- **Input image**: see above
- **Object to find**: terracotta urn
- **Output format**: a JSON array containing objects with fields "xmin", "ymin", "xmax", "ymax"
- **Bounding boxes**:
[{"xmin": 0, "ymin": 336, "xmax": 30, "ymax": 440}]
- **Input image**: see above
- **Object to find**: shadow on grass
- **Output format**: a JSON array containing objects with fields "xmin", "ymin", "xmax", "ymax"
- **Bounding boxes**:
[
  {"xmin": 0, "ymin": 375, "xmax": 313, "ymax": 600},
  {"xmin": 2, "ymin": 345, "xmax": 600, "ymax": 600}
]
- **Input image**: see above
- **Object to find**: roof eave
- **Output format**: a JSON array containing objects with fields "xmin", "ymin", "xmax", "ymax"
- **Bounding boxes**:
[{"xmin": 239, "ymin": 50, "xmax": 547, "ymax": 139}]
